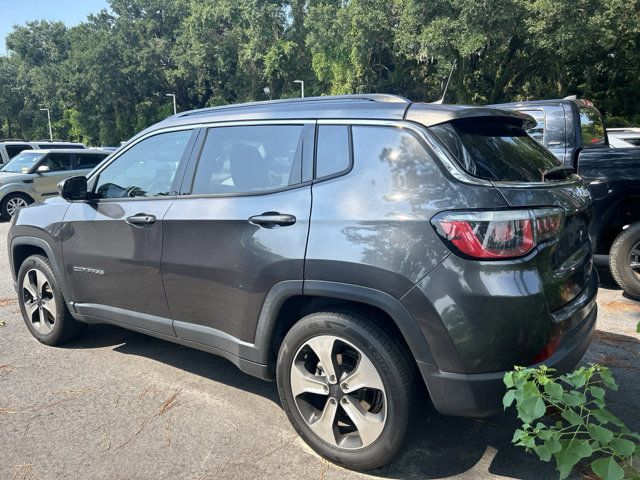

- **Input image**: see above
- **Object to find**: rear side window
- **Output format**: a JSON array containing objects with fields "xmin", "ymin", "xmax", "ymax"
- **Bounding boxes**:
[
  {"xmin": 5, "ymin": 144, "xmax": 32, "ymax": 159},
  {"xmin": 76, "ymin": 153, "xmax": 107, "ymax": 169},
  {"xmin": 192, "ymin": 125, "xmax": 304, "ymax": 195},
  {"xmin": 579, "ymin": 106, "xmax": 606, "ymax": 148},
  {"xmin": 430, "ymin": 119, "xmax": 562, "ymax": 182},
  {"xmin": 41, "ymin": 153, "xmax": 73, "ymax": 172},
  {"xmin": 522, "ymin": 110, "xmax": 545, "ymax": 145},
  {"xmin": 36, "ymin": 144, "xmax": 84, "ymax": 150},
  {"xmin": 315, "ymin": 125, "xmax": 351, "ymax": 178}
]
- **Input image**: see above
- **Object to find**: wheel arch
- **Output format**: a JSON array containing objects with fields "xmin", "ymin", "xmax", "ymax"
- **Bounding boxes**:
[
  {"xmin": 11, "ymin": 236, "xmax": 73, "ymax": 308},
  {"xmin": 251, "ymin": 280, "xmax": 436, "ymax": 377}
]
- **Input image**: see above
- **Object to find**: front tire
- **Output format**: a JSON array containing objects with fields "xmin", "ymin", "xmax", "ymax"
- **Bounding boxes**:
[
  {"xmin": 276, "ymin": 309, "xmax": 416, "ymax": 471},
  {"xmin": 609, "ymin": 222, "xmax": 640, "ymax": 299},
  {"xmin": 1, "ymin": 193, "xmax": 33, "ymax": 218},
  {"xmin": 17, "ymin": 255, "xmax": 86, "ymax": 345}
]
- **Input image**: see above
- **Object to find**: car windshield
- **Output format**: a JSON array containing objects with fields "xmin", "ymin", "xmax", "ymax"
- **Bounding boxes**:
[{"xmin": 1, "ymin": 152, "xmax": 45, "ymax": 173}]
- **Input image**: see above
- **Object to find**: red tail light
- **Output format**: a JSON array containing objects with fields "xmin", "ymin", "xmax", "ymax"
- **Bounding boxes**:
[{"xmin": 432, "ymin": 208, "xmax": 564, "ymax": 259}]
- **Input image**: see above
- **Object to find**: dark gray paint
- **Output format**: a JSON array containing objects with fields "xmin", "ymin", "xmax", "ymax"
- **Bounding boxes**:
[{"xmin": 7, "ymin": 95, "xmax": 600, "ymax": 418}]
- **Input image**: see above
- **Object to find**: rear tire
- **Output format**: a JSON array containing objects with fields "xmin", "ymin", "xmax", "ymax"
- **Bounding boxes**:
[
  {"xmin": 276, "ymin": 309, "xmax": 416, "ymax": 471},
  {"xmin": 17, "ymin": 254, "xmax": 86, "ymax": 345},
  {"xmin": 1, "ymin": 193, "xmax": 33, "ymax": 218},
  {"xmin": 609, "ymin": 222, "xmax": 640, "ymax": 299}
]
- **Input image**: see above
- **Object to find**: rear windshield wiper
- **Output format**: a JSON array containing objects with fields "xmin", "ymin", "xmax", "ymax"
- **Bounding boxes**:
[{"xmin": 541, "ymin": 165, "xmax": 574, "ymax": 181}]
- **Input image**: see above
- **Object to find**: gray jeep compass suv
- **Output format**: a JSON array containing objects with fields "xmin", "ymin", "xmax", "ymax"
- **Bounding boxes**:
[{"xmin": 8, "ymin": 94, "xmax": 597, "ymax": 471}]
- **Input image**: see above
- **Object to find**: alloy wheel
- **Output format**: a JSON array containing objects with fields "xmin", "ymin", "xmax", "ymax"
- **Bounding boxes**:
[
  {"xmin": 290, "ymin": 335, "xmax": 387, "ymax": 449},
  {"xmin": 629, "ymin": 240, "xmax": 640, "ymax": 277},
  {"xmin": 22, "ymin": 268, "xmax": 57, "ymax": 334},
  {"xmin": 6, "ymin": 197, "xmax": 28, "ymax": 216}
]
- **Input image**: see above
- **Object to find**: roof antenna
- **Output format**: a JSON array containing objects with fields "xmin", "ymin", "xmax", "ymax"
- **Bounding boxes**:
[{"xmin": 431, "ymin": 59, "xmax": 457, "ymax": 104}]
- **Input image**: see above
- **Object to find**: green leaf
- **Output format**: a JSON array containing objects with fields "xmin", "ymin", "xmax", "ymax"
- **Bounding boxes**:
[
  {"xmin": 554, "ymin": 439, "xmax": 593, "ymax": 479},
  {"xmin": 561, "ymin": 408, "xmax": 583, "ymax": 426},
  {"xmin": 518, "ymin": 396, "xmax": 546, "ymax": 424},
  {"xmin": 599, "ymin": 369, "xmax": 618, "ymax": 390},
  {"xmin": 504, "ymin": 372, "xmax": 514, "ymax": 388},
  {"xmin": 588, "ymin": 424, "xmax": 614, "ymax": 445},
  {"xmin": 503, "ymin": 389, "xmax": 516, "ymax": 410},
  {"xmin": 546, "ymin": 437, "xmax": 562, "ymax": 454},
  {"xmin": 562, "ymin": 392, "xmax": 585, "ymax": 407},
  {"xmin": 589, "ymin": 386, "xmax": 605, "ymax": 400},
  {"xmin": 544, "ymin": 381, "xmax": 563, "ymax": 401},
  {"xmin": 533, "ymin": 443, "xmax": 552, "ymax": 461},
  {"xmin": 591, "ymin": 457, "xmax": 624, "ymax": 480},
  {"xmin": 609, "ymin": 437, "xmax": 635, "ymax": 457}
]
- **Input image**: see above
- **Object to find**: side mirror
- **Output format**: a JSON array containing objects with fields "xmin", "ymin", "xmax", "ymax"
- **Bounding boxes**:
[
  {"xmin": 58, "ymin": 176, "xmax": 88, "ymax": 201},
  {"xmin": 36, "ymin": 165, "xmax": 51, "ymax": 173}
]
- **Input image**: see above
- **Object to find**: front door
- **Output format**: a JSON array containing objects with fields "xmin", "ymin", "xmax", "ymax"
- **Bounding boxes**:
[
  {"xmin": 161, "ymin": 123, "xmax": 313, "ymax": 350},
  {"xmin": 32, "ymin": 152, "xmax": 76, "ymax": 199},
  {"xmin": 62, "ymin": 128, "xmax": 197, "ymax": 335}
]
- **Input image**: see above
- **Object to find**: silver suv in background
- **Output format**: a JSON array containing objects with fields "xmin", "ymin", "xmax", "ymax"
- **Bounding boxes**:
[
  {"xmin": 0, "ymin": 149, "xmax": 109, "ymax": 218},
  {"xmin": 0, "ymin": 141, "xmax": 86, "ymax": 164}
]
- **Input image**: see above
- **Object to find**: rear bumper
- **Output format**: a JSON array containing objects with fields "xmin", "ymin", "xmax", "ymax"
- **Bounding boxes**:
[{"xmin": 419, "ymin": 281, "xmax": 598, "ymax": 417}]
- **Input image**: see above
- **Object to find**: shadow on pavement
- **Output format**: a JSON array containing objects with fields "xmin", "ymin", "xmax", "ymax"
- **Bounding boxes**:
[{"xmin": 64, "ymin": 323, "xmax": 557, "ymax": 479}]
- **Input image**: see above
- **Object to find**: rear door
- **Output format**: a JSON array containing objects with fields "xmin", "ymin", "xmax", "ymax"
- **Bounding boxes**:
[{"xmin": 161, "ymin": 122, "xmax": 313, "ymax": 349}]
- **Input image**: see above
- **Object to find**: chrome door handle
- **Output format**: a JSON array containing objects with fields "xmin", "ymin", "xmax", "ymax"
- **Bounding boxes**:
[{"xmin": 126, "ymin": 213, "xmax": 156, "ymax": 227}]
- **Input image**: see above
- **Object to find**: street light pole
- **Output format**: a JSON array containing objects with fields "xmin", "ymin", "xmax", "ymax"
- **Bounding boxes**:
[
  {"xmin": 294, "ymin": 80, "xmax": 305, "ymax": 98},
  {"xmin": 165, "ymin": 93, "xmax": 177, "ymax": 115},
  {"xmin": 39, "ymin": 108, "xmax": 53, "ymax": 141}
]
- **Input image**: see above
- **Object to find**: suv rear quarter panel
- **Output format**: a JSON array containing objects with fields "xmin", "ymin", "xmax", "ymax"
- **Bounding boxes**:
[{"xmin": 304, "ymin": 123, "xmax": 509, "ymax": 297}]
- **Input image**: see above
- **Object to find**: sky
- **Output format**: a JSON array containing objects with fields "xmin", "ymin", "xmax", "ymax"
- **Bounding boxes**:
[{"xmin": 0, "ymin": 0, "xmax": 109, "ymax": 54}]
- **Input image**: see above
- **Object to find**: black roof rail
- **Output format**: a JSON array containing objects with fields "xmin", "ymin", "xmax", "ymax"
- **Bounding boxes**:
[
  {"xmin": 175, "ymin": 94, "xmax": 411, "ymax": 118},
  {"xmin": 33, "ymin": 139, "xmax": 77, "ymax": 143}
]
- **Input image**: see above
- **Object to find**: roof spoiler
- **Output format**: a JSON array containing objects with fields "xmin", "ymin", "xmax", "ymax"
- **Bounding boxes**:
[{"xmin": 406, "ymin": 104, "xmax": 537, "ymax": 130}]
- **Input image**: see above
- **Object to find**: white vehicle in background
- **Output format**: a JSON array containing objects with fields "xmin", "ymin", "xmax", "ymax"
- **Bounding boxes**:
[
  {"xmin": 0, "ymin": 140, "xmax": 86, "ymax": 164},
  {"xmin": 607, "ymin": 128, "xmax": 640, "ymax": 148},
  {"xmin": 0, "ymin": 149, "xmax": 108, "ymax": 218}
]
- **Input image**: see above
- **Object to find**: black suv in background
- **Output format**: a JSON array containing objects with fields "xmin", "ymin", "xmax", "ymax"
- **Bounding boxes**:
[
  {"xmin": 8, "ymin": 95, "xmax": 597, "ymax": 470},
  {"xmin": 494, "ymin": 97, "xmax": 640, "ymax": 298}
]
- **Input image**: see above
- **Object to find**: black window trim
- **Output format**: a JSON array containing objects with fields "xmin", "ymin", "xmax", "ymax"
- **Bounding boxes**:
[
  {"xmin": 312, "ymin": 123, "xmax": 354, "ymax": 183},
  {"xmin": 84, "ymin": 126, "xmax": 200, "ymax": 203},
  {"xmin": 178, "ymin": 120, "xmax": 315, "ymax": 199}
]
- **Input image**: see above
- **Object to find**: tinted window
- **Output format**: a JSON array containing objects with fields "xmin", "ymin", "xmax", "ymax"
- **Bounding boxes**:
[
  {"xmin": 579, "ymin": 106, "xmax": 606, "ymax": 148},
  {"xmin": 316, "ymin": 125, "xmax": 350, "ymax": 178},
  {"xmin": 94, "ymin": 130, "xmax": 192, "ymax": 199},
  {"xmin": 76, "ymin": 153, "xmax": 107, "ymax": 169},
  {"xmin": 522, "ymin": 110, "xmax": 545, "ymax": 145},
  {"xmin": 5, "ymin": 144, "xmax": 32, "ymax": 159},
  {"xmin": 0, "ymin": 152, "xmax": 44, "ymax": 173},
  {"xmin": 192, "ymin": 125, "xmax": 304, "ymax": 195},
  {"xmin": 41, "ymin": 153, "xmax": 73, "ymax": 171},
  {"xmin": 36, "ymin": 144, "xmax": 85, "ymax": 150},
  {"xmin": 431, "ymin": 119, "xmax": 563, "ymax": 182}
]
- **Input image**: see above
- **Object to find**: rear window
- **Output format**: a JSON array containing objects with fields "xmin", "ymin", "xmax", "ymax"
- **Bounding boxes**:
[
  {"xmin": 430, "ymin": 119, "xmax": 563, "ymax": 182},
  {"xmin": 5, "ymin": 144, "xmax": 32, "ymax": 159},
  {"xmin": 35, "ymin": 144, "xmax": 85, "ymax": 150},
  {"xmin": 579, "ymin": 106, "xmax": 606, "ymax": 148}
]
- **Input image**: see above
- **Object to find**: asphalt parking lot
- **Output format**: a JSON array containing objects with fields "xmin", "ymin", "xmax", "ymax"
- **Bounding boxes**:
[{"xmin": 0, "ymin": 222, "xmax": 638, "ymax": 480}]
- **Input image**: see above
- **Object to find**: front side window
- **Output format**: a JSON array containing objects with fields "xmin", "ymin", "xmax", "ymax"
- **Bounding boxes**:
[
  {"xmin": 93, "ymin": 129, "xmax": 193, "ymax": 199},
  {"xmin": 316, "ymin": 125, "xmax": 351, "ymax": 178},
  {"xmin": 522, "ymin": 110, "xmax": 545, "ymax": 145},
  {"xmin": 76, "ymin": 153, "xmax": 108, "ymax": 169},
  {"xmin": 191, "ymin": 125, "xmax": 304, "ymax": 195},
  {"xmin": 579, "ymin": 106, "xmax": 606, "ymax": 148},
  {"xmin": 41, "ymin": 153, "xmax": 73, "ymax": 172}
]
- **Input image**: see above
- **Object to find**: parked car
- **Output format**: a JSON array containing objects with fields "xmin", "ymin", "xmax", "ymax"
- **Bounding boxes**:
[
  {"xmin": 607, "ymin": 127, "xmax": 640, "ymax": 148},
  {"xmin": 493, "ymin": 97, "xmax": 640, "ymax": 298},
  {"xmin": 0, "ymin": 140, "xmax": 86, "ymax": 164},
  {"xmin": 8, "ymin": 95, "xmax": 597, "ymax": 470},
  {"xmin": 0, "ymin": 149, "xmax": 109, "ymax": 218}
]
